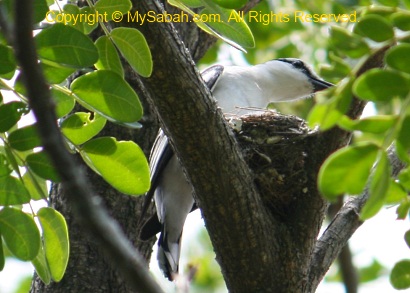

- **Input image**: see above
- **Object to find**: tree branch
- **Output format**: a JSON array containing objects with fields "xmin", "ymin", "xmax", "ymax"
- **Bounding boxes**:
[
  {"xmin": 13, "ymin": 1, "xmax": 163, "ymax": 292},
  {"xmin": 327, "ymin": 198, "xmax": 359, "ymax": 293},
  {"xmin": 339, "ymin": 243, "xmax": 359, "ymax": 293},
  {"xmin": 132, "ymin": 1, "xmax": 285, "ymax": 291}
]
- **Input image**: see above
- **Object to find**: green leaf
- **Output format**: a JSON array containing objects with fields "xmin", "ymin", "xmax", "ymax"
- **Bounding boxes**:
[
  {"xmin": 398, "ymin": 167, "xmax": 410, "ymax": 191},
  {"xmin": 330, "ymin": 26, "xmax": 370, "ymax": 58},
  {"xmin": 168, "ymin": 0, "xmax": 253, "ymax": 52},
  {"xmin": 375, "ymin": 0, "xmax": 399, "ymax": 7},
  {"xmin": 94, "ymin": 0, "xmax": 132, "ymax": 21},
  {"xmin": 37, "ymin": 207, "xmax": 69, "ymax": 282},
  {"xmin": 57, "ymin": 5, "xmax": 98, "ymax": 34},
  {"xmin": 61, "ymin": 112, "xmax": 106, "ymax": 145},
  {"xmin": 60, "ymin": 5, "xmax": 84, "ymax": 32},
  {"xmin": 80, "ymin": 6, "xmax": 100, "ymax": 34},
  {"xmin": 0, "ymin": 236, "xmax": 4, "ymax": 271},
  {"xmin": 51, "ymin": 88, "xmax": 76, "ymax": 118},
  {"xmin": 0, "ymin": 207, "xmax": 40, "ymax": 261},
  {"xmin": 0, "ymin": 176, "xmax": 30, "ymax": 205},
  {"xmin": 318, "ymin": 143, "xmax": 379, "ymax": 199},
  {"xmin": 0, "ymin": 102, "xmax": 29, "ymax": 133},
  {"xmin": 354, "ymin": 15, "xmax": 394, "ymax": 42},
  {"xmin": 95, "ymin": 36, "xmax": 124, "ymax": 77},
  {"xmin": 4, "ymin": 144, "xmax": 21, "ymax": 175},
  {"xmin": 397, "ymin": 115, "xmax": 410, "ymax": 150},
  {"xmin": 396, "ymin": 144, "xmax": 410, "ymax": 164},
  {"xmin": 13, "ymin": 73, "xmax": 27, "ymax": 96},
  {"xmin": 308, "ymin": 79, "xmax": 353, "ymax": 130},
  {"xmin": 31, "ymin": 245, "xmax": 51, "ymax": 285},
  {"xmin": 362, "ymin": 6, "xmax": 396, "ymax": 18},
  {"xmin": 26, "ymin": 151, "xmax": 61, "ymax": 182},
  {"xmin": 42, "ymin": 63, "xmax": 76, "ymax": 85},
  {"xmin": 210, "ymin": 0, "xmax": 247, "ymax": 9},
  {"xmin": 319, "ymin": 53, "xmax": 351, "ymax": 79},
  {"xmin": 0, "ymin": 154, "xmax": 12, "ymax": 177},
  {"xmin": 405, "ymin": 230, "xmax": 410, "ymax": 249},
  {"xmin": 22, "ymin": 172, "xmax": 48, "ymax": 201},
  {"xmin": 392, "ymin": 12, "xmax": 410, "ymax": 31},
  {"xmin": 8, "ymin": 125, "xmax": 42, "ymax": 152},
  {"xmin": 80, "ymin": 137, "xmax": 150, "ymax": 195},
  {"xmin": 359, "ymin": 259, "xmax": 385, "ymax": 283},
  {"xmin": 396, "ymin": 116, "xmax": 410, "ymax": 163},
  {"xmin": 35, "ymin": 23, "xmax": 98, "ymax": 68},
  {"xmin": 386, "ymin": 179, "xmax": 408, "ymax": 204},
  {"xmin": 71, "ymin": 70, "xmax": 143, "ymax": 123},
  {"xmin": 385, "ymin": 44, "xmax": 410, "ymax": 74},
  {"xmin": 396, "ymin": 201, "xmax": 410, "ymax": 219},
  {"xmin": 200, "ymin": 6, "xmax": 255, "ymax": 49},
  {"xmin": 33, "ymin": 0, "xmax": 49, "ymax": 24},
  {"xmin": 0, "ymin": 45, "xmax": 16, "ymax": 75},
  {"xmin": 308, "ymin": 103, "xmax": 342, "ymax": 130},
  {"xmin": 361, "ymin": 151, "xmax": 391, "ymax": 219},
  {"xmin": 338, "ymin": 115, "xmax": 397, "ymax": 134},
  {"xmin": 391, "ymin": 260, "xmax": 410, "ymax": 290},
  {"xmin": 353, "ymin": 69, "xmax": 409, "ymax": 101},
  {"xmin": 110, "ymin": 28, "xmax": 152, "ymax": 77}
]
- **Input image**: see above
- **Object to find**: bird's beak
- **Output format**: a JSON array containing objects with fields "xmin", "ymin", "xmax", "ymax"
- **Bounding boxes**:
[{"xmin": 311, "ymin": 78, "xmax": 333, "ymax": 92}]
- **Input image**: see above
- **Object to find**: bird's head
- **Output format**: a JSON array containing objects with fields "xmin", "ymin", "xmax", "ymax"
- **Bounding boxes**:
[
  {"xmin": 276, "ymin": 58, "xmax": 333, "ymax": 91},
  {"xmin": 256, "ymin": 58, "xmax": 333, "ymax": 102}
]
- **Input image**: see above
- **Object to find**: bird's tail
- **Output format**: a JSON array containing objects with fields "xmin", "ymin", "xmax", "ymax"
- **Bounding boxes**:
[{"xmin": 157, "ymin": 229, "xmax": 182, "ymax": 281}]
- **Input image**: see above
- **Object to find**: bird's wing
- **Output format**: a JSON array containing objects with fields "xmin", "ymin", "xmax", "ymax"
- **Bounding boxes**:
[
  {"xmin": 149, "ymin": 129, "xmax": 172, "ymax": 188},
  {"xmin": 139, "ymin": 129, "xmax": 173, "ymax": 240},
  {"xmin": 139, "ymin": 65, "xmax": 224, "ymax": 240},
  {"xmin": 201, "ymin": 64, "xmax": 224, "ymax": 91}
]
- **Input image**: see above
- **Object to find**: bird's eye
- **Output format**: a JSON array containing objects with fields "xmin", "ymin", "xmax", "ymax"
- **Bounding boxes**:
[{"xmin": 292, "ymin": 60, "xmax": 304, "ymax": 69}]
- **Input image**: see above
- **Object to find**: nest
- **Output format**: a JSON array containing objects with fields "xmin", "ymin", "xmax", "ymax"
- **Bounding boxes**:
[{"xmin": 230, "ymin": 110, "xmax": 316, "ymax": 215}]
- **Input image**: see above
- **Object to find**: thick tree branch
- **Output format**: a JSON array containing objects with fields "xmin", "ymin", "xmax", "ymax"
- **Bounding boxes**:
[
  {"xmin": 339, "ymin": 243, "xmax": 359, "ymax": 293},
  {"xmin": 131, "ymin": 1, "xmax": 396, "ymax": 292},
  {"xmin": 13, "ymin": 1, "xmax": 163, "ymax": 292},
  {"xmin": 327, "ymin": 198, "xmax": 359, "ymax": 293},
  {"xmin": 129, "ymin": 1, "xmax": 397, "ymax": 291},
  {"xmin": 133, "ymin": 1, "xmax": 283, "ymax": 291}
]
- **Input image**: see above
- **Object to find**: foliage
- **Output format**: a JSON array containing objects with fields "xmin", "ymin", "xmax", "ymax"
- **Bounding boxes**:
[
  {"xmin": 0, "ymin": 0, "xmax": 409, "ymax": 291},
  {"xmin": 307, "ymin": 1, "xmax": 410, "ymax": 289},
  {"xmin": 0, "ymin": 0, "xmax": 154, "ymax": 284},
  {"xmin": 169, "ymin": 0, "xmax": 255, "ymax": 51}
]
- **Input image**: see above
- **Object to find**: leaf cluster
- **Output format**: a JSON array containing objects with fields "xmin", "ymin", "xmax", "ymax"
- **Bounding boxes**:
[
  {"xmin": 0, "ymin": 0, "xmax": 154, "ymax": 283},
  {"xmin": 308, "ymin": 2, "xmax": 410, "ymax": 289}
]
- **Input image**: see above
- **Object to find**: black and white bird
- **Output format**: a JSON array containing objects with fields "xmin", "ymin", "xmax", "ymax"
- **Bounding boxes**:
[{"xmin": 139, "ymin": 58, "xmax": 333, "ymax": 280}]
